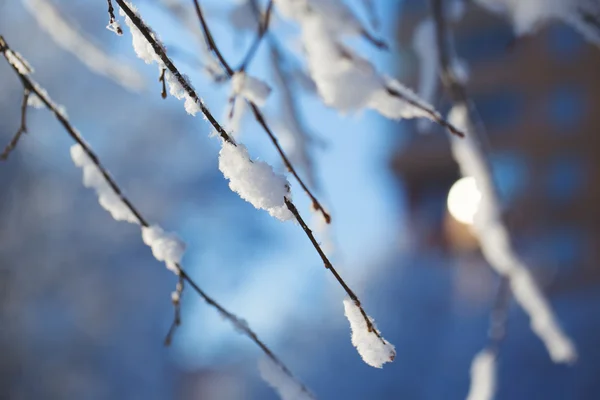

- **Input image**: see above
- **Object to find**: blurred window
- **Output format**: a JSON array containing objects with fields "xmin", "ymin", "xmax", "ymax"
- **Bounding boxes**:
[
  {"xmin": 489, "ymin": 151, "xmax": 528, "ymax": 204},
  {"xmin": 474, "ymin": 91, "xmax": 524, "ymax": 131},
  {"xmin": 547, "ymin": 85, "xmax": 586, "ymax": 130},
  {"xmin": 547, "ymin": 24, "xmax": 585, "ymax": 59},
  {"xmin": 455, "ymin": 25, "xmax": 514, "ymax": 64},
  {"xmin": 546, "ymin": 155, "xmax": 586, "ymax": 202}
]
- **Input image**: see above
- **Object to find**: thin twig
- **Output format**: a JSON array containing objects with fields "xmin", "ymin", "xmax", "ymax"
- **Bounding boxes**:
[
  {"xmin": 115, "ymin": 0, "xmax": 378, "ymax": 346},
  {"xmin": 1, "ymin": 89, "xmax": 29, "ymax": 161},
  {"xmin": 430, "ymin": 0, "xmax": 513, "ymax": 355},
  {"xmin": 0, "ymin": 34, "xmax": 312, "ymax": 397},
  {"xmin": 192, "ymin": 0, "xmax": 233, "ymax": 76},
  {"xmin": 284, "ymin": 198, "xmax": 386, "ymax": 342},
  {"xmin": 106, "ymin": 0, "xmax": 123, "ymax": 35},
  {"xmin": 384, "ymin": 85, "xmax": 465, "ymax": 138},
  {"xmin": 237, "ymin": 0, "xmax": 274, "ymax": 72},
  {"xmin": 192, "ymin": 0, "xmax": 331, "ymax": 222},
  {"xmin": 159, "ymin": 67, "xmax": 167, "ymax": 99},
  {"xmin": 164, "ymin": 274, "xmax": 184, "ymax": 346},
  {"xmin": 116, "ymin": 1, "xmax": 235, "ymax": 145}
]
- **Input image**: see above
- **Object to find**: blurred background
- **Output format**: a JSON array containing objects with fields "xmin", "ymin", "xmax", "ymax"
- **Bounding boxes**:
[{"xmin": 0, "ymin": 0, "xmax": 599, "ymax": 399}]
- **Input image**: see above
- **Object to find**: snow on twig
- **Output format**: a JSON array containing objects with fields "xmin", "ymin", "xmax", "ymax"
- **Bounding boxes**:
[
  {"xmin": 0, "ymin": 36, "xmax": 308, "ymax": 390},
  {"xmin": 343, "ymin": 298, "xmax": 396, "ymax": 368}
]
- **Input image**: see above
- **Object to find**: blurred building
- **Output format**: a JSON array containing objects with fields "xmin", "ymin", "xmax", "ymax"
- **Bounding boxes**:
[{"xmin": 393, "ymin": 2, "xmax": 600, "ymax": 293}]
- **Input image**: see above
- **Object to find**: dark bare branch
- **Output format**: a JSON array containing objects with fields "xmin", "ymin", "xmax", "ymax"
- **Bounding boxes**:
[
  {"xmin": 192, "ymin": 0, "xmax": 331, "ymax": 222},
  {"xmin": 106, "ymin": 0, "xmax": 123, "ymax": 35},
  {"xmin": 238, "ymin": 0, "xmax": 274, "ymax": 72},
  {"xmin": 164, "ymin": 275, "xmax": 184, "ymax": 346},
  {"xmin": 1, "ymin": 89, "xmax": 29, "ymax": 161},
  {"xmin": 0, "ymin": 34, "xmax": 313, "ymax": 397}
]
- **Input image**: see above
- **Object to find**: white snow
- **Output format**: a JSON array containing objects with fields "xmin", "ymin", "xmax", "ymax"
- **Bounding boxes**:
[
  {"xmin": 219, "ymin": 142, "xmax": 293, "ymax": 221},
  {"xmin": 343, "ymin": 298, "xmax": 395, "ymax": 368},
  {"xmin": 120, "ymin": 2, "xmax": 204, "ymax": 117},
  {"xmin": 5, "ymin": 49, "xmax": 33, "ymax": 75},
  {"xmin": 22, "ymin": 0, "xmax": 143, "ymax": 91},
  {"xmin": 466, "ymin": 349, "xmax": 496, "ymax": 400},
  {"xmin": 275, "ymin": 0, "xmax": 441, "ymax": 127},
  {"xmin": 141, "ymin": 225, "xmax": 186, "ymax": 274},
  {"xmin": 70, "ymin": 144, "xmax": 138, "ymax": 224},
  {"xmin": 119, "ymin": 1, "xmax": 164, "ymax": 65},
  {"xmin": 231, "ymin": 71, "xmax": 272, "ymax": 107},
  {"xmin": 27, "ymin": 93, "xmax": 45, "ymax": 109},
  {"xmin": 258, "ymin": 358, "xmax": 314, "ymax": 400},
  {"xmin": 448, "ymin": 105, "xmax": 577, "ymax": 364}
]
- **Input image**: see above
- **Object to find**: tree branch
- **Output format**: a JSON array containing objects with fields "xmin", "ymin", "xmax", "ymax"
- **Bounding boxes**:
[
  {"xmin": 0, "ymin": 34, "xmax": 312, "ymax": 397},
  {"xmin": 191, "ymin": 0, "xmax": 331, "ymax": 222},
  {"xmin": 1, "ymin": 89, "xmax": 29, "ymax": 161},
  {"xmin": 237, "ymin": 0, "xmax": 274, "ymax": 72}
]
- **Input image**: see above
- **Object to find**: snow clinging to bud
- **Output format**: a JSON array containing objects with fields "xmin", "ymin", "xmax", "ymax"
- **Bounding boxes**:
[{"xmin": 343, "ymin": 298, "xmax": 395, "ymax": 368}]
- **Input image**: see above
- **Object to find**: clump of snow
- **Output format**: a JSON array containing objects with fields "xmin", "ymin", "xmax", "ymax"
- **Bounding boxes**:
[
  {"xmin": 274, "ymin": 0, "xmax": 442, "ymax": 127},
  {"xmin": 258, "ymin": 358, "xmax": 314, "ymax": 400},
  {"xmin": 231, "ymin": 71, "xmax": 272, "ymax": 107},
  {"xmin": 141, "ymin": 225, "xmax": 186, "ymax": 274},
  {"xmin": 448, "ymin": 105, "xmax": 577, "ymax": 364},
  {"xmin": 119, "ymin": 1, "xmax": 204, "ymax": 115},
  {"xmin": 27, "ymin": 93, "xmax": 45, "ymax": 109},
  {"xmin": 219, "ymin": 142, "xmax": 293, "ymax": 221},
  {"xmin": 343, "ymin": 298, "xmax": 395, "ymax": 368},
  {"xmin": 5, "ymin": 49, "xmax": 33, "ymax": 75},
  {"xmin": 70, "ymin": 144, "xmax": 138, "ymax": 223},
  {"xmin": 466, "ymin": 349, "xmax": 496, "ymax": 400},
  {"xmin": 23, "ymin": 0, "xmax": 143, "ymax": 91},
  {"xmin": 119, "ymin": 1, "xmax": 164, "ymax": 65}
]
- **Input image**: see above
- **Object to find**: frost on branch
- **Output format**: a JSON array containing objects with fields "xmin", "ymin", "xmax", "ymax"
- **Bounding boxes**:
[
  {"xmin": 343, "ymin": 298, "xmax": 395, "ymax": 368},
  {"xmin": 5, "ymin": 48, "xmax": 33, "ymax": 75},
  {"xmin": 22, "ymin": 0, "xmax": 143, "ymax": 91},
  {"xmin": 141, "ymin": 225, "xmax": 186, "ymax": 274},
  {"xmin": 70, "ymin": 144, "xmax": 138, "ymax": 224},
  {"xmin": 219, "ymin": 142, "xmax": 293, "ymax": 221},
  {"xmin": 119, "ymin": 2, "xmax": 201, "ymax": 116},
  {"xmin": 466, "ymin": 349, "xmax": 496, "ymax": 400},
  {"xmin": 258, "ymin": 358, "xmax": 314, "ymax": 400},
  {"xmin": 447, "ymin": 105, "xmax": 577, "ymax": 364},
  {"xmin": 231, "ymin": 71, "xmax": 272, "ymax": 107}
]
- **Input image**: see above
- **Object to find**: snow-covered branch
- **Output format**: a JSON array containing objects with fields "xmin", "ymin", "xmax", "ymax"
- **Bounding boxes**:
[
  {"xmin": 114, "ymin": 0, "xmax": 393, "ymax": 372},
  {"xmin": 273, "ymin": 0, "xmax": 465, "ymax": 138},
  {"xmin": 429, "ymin": 0, "xmax": 576, "ymax": 364},
  {"xmin": 190, "ymin": 0, "xmax": 331, "ymax": 222},
  {"xmin": 0, "ymin": 34, "xmax": 310, "ymax": 397}
]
